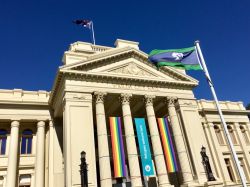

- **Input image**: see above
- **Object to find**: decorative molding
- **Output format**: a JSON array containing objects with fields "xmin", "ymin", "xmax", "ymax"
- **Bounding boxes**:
[
  {"xmin": 120, "ymin": 93, "xmax": 132, "ymax": 105},
  {"xmin": 72, "ymin": 94, "xmax": 86, "ymax": 100},
  {"xmin": 144, "ymin": 95, "xmax": 155, "ymax": 106},
  {"xmin": 94, "ymin": 92, "xmax": 106, "ymax": 103},
  {"xmin": 110, "ymin": 63, "xmax": 155, "ymax": 77}
]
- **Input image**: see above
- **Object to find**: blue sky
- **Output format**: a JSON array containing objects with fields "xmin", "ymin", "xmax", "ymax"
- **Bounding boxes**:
[{"xmin": 0, "ymin": 0, "xmax": 249, "ymax": 106}]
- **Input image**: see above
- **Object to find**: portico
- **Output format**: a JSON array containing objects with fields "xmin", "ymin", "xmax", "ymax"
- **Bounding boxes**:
[{"xmin": 49, "ymin": 39, "xmax": 213, "ymax": 187}]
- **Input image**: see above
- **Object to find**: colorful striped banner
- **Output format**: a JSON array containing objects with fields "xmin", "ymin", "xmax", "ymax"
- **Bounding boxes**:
[
  {"xmin": 109, "ymin": 117, "xmax": 126, "ymax": 178},
  {"xmin": 157, "ymin": 117, "xmax": 178, "ymax": 172}
]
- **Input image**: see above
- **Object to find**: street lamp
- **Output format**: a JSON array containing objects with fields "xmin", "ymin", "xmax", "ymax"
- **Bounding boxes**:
[
  {"xmin": 200, "ymin": 146, "xmax": 216, "ymax": 181},
  {"xmin": 80, "ymin": 151, "xmax": 88, "ymax": 187}
]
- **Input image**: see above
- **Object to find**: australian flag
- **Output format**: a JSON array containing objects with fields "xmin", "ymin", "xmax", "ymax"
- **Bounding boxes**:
[{"xmin": 73, "ymin": 19, "xmax": 92, "ymax": 29}]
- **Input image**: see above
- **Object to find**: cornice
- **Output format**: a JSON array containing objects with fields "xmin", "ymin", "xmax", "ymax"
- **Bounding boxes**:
[
  {"xmin": 61, "ymin": 69, "xmax": 197, "ymax": 87},
  {"xmin": 0, "ymin": 89, "xmax": 50, "ymax": 106},
  {"xmin": 199, "ymin": 108, "xmax": 250, "ymax": 116}
]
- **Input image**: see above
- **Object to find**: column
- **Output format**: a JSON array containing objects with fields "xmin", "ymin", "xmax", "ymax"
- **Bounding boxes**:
[
  {"xmin": 234, "ymin": 122, "xmax": 250, "ymax": 177},
  {"xmin": 202, "ymin": 123, "xmax": 223, "ymax": 180},
  {"xmin": 6, "ymin": 120, "xmax": 20, "ymax": 187},
  {"xmin": 94, "ymin": 92, "xmax": 112, "ymax": 187},
  {"xmin": 207, "ymin": 122, "xmax": 231, "ymax": 183},
  {"xmin": 120, "ymin": 94, "xmax": 143, "ymax": 187},
  {"xmin": 35, "ymin": 121, "xmax": 46, "ymax": 187},
  {"xmin": 48, "ymin": 121, "xmax": 54, "ymax": 187},
  {"xmin": 145, "ymin": 95, "xmax": 171, "ymax": 187},
  {"xmin": 167, "ymin": 97, "xmax": 193, "ymax": 184}
]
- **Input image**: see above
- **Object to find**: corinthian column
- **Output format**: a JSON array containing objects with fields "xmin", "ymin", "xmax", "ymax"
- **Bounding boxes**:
[
  {"xmin": 167, "ymin": 97, "xmax": 193, "ymax": 184},
  {"xmin": 6, "ymin": 121, "xmax": 20, "ymax": 187},
  {"xmin": 94, "ymin": 92, "xmax": 112, "ymax": 187},
  {"xmin": 120, "ymin": 94, "xmax": 143, "ymax": 187},
  {"xmin": 145, "ymin": 95, "xmax": 171, "ymax": 187},
  {"xmin": 35, "ymin": 121, "xmax": 46, "ymax": 187}
]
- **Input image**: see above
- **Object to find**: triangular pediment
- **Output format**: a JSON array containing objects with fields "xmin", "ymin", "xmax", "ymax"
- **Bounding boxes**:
[
  {"xmin": 88, "ymin": 59, "xmax": 176, "ymax": 81},
  {"xmin": 60, "ymin": 47, "xmax": 198, "ymax": 85}
]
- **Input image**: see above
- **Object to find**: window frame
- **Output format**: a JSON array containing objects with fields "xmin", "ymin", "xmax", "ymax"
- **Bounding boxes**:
[
  {"xmin": 0, "ymin": 129, "xmax": 7, "ymax": 155},
  {"xmin": 20, "ymin": 129, "xmax": 33, "ymax": 155}
]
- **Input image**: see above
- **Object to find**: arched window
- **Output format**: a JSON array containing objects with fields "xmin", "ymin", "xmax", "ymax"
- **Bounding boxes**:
[
  {"xmin": 0, "ymin": 129, "xmax": 7, "ymax": 155},
  {"xmin": 227, "ymin": 125, "xmax": 237, "ymax": 145},
  {"xmin": 214, "ymin": 125, "xmax": 225, "ymax": 145},
  {"xmin": 21, "ymin": 129, "xmax": 33, "ymax": 154},
  {"xmin": 240, "ymin": 125, "xmax": 250, "ymax": 145}
]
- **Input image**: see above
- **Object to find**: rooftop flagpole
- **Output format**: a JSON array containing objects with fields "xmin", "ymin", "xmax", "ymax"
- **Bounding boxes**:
[
  {"xmin": 91, "ymin": 21, "xmax": 96, "ymax": 45},
  {"xmin": 195, "ymin": 41, "xmax": 247, "ymax": 187},
  {"xmin": 73, "ymin": 19, "xmax": 95, "ymax": 45}
]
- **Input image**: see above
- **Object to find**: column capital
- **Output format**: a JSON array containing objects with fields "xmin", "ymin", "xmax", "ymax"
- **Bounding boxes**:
[
  {"xmin": 207, "ymin": 122, "xmax": 214, "ymax": 127},
  {"xmin": 37, "ymin": 121, "xmax": 46, "ymax": 128},
  {"xmin": 203, "ymin": 122, "xmax": 210, "ymax": 128},
  {"xmin": 120, "ymin": 93, "xmax": 132, "ymax": 105},
  {"xmin": 166, "ymin": 97, "xmax": 177, "ymax": 106},
  {"xmin": 11, "ymin": 121, "xmax": 20, "ymax": 128},
  {"xmin": 49, "ymin": 120, "xmax": 53, "ymax": 127},
  {"xmin": 144, "ymin": 95, "xmax": 155, "ymax": 106},
  {"xmin": 94, "ymin": 92, "xmax": 107, "ymax": 103}
]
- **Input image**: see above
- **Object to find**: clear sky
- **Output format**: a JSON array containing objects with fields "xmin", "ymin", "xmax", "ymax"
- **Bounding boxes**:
[{"xmin": 0, "ymin": 0, "xmax": 249, "ymax": 106}]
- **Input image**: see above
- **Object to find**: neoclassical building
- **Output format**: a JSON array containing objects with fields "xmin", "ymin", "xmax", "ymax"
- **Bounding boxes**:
[{"xmin": 0, "ymin": 39, "xmax": 249, "ymax": 187}]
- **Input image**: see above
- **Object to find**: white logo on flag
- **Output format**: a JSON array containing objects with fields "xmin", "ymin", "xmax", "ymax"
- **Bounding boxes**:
[{"xmin": 172, "ymin": 52, "xmax": 184, "ymax": 60}]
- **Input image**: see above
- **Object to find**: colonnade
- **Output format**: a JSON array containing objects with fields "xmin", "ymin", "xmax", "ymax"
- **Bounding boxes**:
[
  {"xmin": 94, "ymin": 92, "xmax": 194, "ymax": 187},
  {"xmin": 5, "ymin": 120, "xmax": 48, "ymax": 187}
]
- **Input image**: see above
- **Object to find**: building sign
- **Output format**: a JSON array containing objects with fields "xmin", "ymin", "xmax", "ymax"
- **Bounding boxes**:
[{"xmin": 134, "ymin": 118, "xmax": 154, "ymax": 176}]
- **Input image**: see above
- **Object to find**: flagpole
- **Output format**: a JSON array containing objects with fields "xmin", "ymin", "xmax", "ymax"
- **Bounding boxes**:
[
  {"xmin": 195, "ymin": 41, "xmax": 247, "ymax": 187},
  {"xmin": 91, "ymin": 21, "xmax": 96, "ymax": 45}
]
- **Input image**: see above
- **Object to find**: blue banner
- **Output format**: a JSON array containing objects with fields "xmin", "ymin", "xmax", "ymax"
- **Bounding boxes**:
[{"xmin": 134, "ymin": 118, "xmax": 154, "ymax": 176}]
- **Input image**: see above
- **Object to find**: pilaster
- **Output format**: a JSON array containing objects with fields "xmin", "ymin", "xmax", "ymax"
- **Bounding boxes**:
[
  {"xmin": 207, "ymin": 122, "xmax": 231, "ymax": 185},
  {"xmin": 63, "ymin": 92, "xmax": 97, "ymax": 187}
]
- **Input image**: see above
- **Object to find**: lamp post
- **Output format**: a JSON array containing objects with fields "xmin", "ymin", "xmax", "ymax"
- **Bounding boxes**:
[
  {"xmin": 200, "ymin": 146, "xmax": 216, "ymax": 181},
  {"xmin": 80, "ymin": 151, "xmax": 88, "ymax": 187}
]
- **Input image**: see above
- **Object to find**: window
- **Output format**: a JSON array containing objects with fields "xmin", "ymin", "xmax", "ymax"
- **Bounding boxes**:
[
  {"xmin": 225, "ymin": 158, "xmax": 236, "ymax": 182},
  {"xmin": 0, "ymin": 129, "xmax": 7, "ymax": 155},
  {"xmin": 19, "ymin": 174, "xmax": 31, "ymax": 187},
  {"xmin": 239, "ymin": 158, "xmax": 249, "ymax": 181},
  {"xmin": 21, "ymin": 129, "xmax": 33, "ymax": 154},
  {"xmin": 214, "ymin": 125, "xmax": 225, "ymax": 145},
  {"xmin": 227, "ymin": 126, "xmax": 237, "ymax": 145},
  {"xmin": 0, "ymin": 176, "xmax": 3, "ymax": 187},
  {"xmin": 240, "ymin": 125, "xmax": 250, "ymax": 145}
]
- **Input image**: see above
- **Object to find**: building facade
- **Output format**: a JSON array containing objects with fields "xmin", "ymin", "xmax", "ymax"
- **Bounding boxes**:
[{"xmin": 0, "ymin": 39, "xmax": 249, "ymax": 187}]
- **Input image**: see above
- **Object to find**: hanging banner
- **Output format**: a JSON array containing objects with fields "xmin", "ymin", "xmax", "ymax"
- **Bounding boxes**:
[
  {"xmin": 157, "ymin": 117, "xmax": 178, "ymax": 172},
  {"xmin": 109, "ymin": 117, "xmax": 126, "ymax": 178},
  {"xmin": 134, "ymin": 118, "xmax": 154, "ymax": 176}
]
